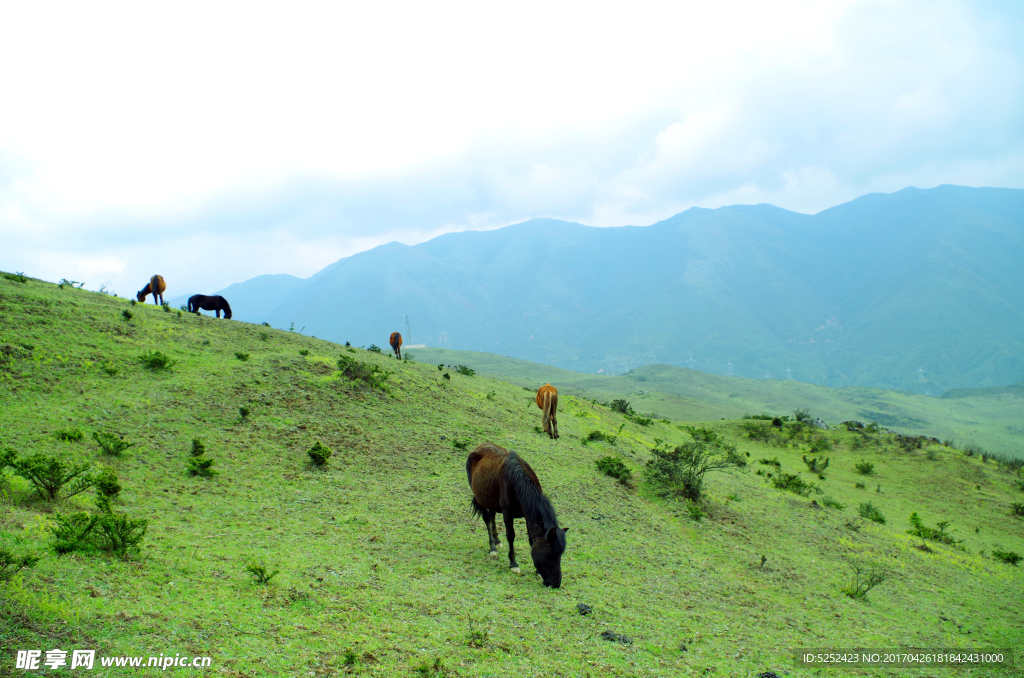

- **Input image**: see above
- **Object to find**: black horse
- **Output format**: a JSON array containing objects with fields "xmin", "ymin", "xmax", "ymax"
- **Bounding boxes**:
[
  {"xmin": 466, "ymin": 442, "xmax": 568, "ymax": 587},
  {"xmin": 187, "ymin": 295, "xmax": 232, "ymax": 319}
]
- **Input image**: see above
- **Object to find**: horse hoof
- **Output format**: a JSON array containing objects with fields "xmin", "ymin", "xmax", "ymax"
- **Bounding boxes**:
[
  {"xmin": 511, "ymin": 567, "xmax": 521, "ymax": 574},
  {"xmin": 489, "ymin": 551, "xmax": 498, "ymax": 558}
]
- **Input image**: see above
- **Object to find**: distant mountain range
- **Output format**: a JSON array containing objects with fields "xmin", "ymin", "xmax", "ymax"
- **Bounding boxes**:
[{"xmin": 170, "ymin": 185, "xmax": 1024, "ymax": 392}]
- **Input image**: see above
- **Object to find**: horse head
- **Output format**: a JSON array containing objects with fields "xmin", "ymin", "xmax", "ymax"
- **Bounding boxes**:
[
  {"xmin": 531, "ymin": 525, "xmax": 568, "ymax": 588},
  {"xmin": 136, "ymin": 288, "xmax": 147, "ymax": 302}
]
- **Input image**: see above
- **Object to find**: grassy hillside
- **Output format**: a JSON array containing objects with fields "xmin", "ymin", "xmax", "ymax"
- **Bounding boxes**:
[
  {"xmin": 413, "ymin": 348, "xmax": 1024, "ymax": 459},
  {"xmin": 2, "ymin": 274, "xmax": 1023, "ymax": 677}
]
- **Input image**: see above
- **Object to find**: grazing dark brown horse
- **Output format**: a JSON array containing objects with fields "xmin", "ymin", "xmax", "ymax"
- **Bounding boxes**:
[
  {"xmin": 187, "ymin": 295, "xmax": 233, "ymax": 319},
  {"xmin": 389, "ymin": 331, "xmax": 402, "ymax": 360},
  {"xmin": 466, "ymin": 442, "xmax": 568, "ymax": 587},
  {"xmin": 137, "ymin": 275, "xmax": 166, "ymax": 304},
  {"xmin": 536, "ymin": 383, "xmax": 559, "ymax": 439}
]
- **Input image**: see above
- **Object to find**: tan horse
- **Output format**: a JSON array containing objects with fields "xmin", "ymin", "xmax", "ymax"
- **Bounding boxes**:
[
  {"xmin": 137, "ymin": 275, "xmax": 166, "ymax": 305},
  {"xmin": 389, "ymin": 331, "xmax": 403, "ymax": 360},
  {"xmin": 536, "ymin": 383, "xmax": 559, "ymax": 439}
]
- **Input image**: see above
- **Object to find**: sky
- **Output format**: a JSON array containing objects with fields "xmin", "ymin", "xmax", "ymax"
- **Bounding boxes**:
[{"xmin": 1, "ymin": 0, "xmax": 1022, "ymax": 298}]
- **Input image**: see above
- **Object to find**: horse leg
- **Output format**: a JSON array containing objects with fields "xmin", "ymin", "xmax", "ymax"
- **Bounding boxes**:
[
  {"xmin": 551, "ymin": 411, "xmax": 559, "ymax": 440},
  {"xmin": 482, "ymin": 511, "xmax": 500, "ymax": 557},
  {"xmin": 503, "ymin": 512, "xmax": 520, "ymax": 573}
]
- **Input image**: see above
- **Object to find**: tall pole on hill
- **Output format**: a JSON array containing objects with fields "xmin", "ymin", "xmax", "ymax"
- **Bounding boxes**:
[{"xmin": 405, "ymin": 315, "xmax": 412, "ymax": 344}]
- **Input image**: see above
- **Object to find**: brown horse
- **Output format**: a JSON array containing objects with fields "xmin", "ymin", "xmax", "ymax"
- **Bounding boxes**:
[
  {"xmin": 536, "ymin": 383, "xmax": 559, "ymax": 439},
  {"xmin": 389, "ymin": 331, "xmax": 403, "ymax": 360},
  {"xmin": 137, "ymin": 275, "xmax": 166, "ymax": 305},
  {"xmin": 466, "ymin": 442, "xmax": 568, "ymax": 587}
]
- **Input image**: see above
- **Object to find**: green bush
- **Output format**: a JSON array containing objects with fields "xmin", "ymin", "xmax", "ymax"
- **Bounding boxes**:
[
  {"xmin": 452, "ymin": 439, "xmax": 470, "ymax": 451},
  {"xmin": 454, "ymin": 365, "xmax": 475, "ymax": 377},
  {"xmin": 56, "ymin": 428, "xmax": 84, "ymax": 442},
  {"xmin": 771, "ymin": 473, "xmax": 817, "ymax": 497},
  {"xmin": 93, "ymin": 511, "xmax": 148, "ymax": 556},
  {"xmin": 625, "ymin": 412, "xmax": 653, "ymax": 426},
  {"xmin": 6, "ymin": 450, "xmax": 93, "ymax": 501},
  {"xmin": 683, "ymin": 499, "xmax": 706, "ymax": 521},
  {"xmin": 1011, "ymin": 503, "xmax": 1024, "ymax": 517},
  {"xmin": 258, "ymin": 332, "xmax": 269, "ymax": 342},
  {"xmin": 854, "ymin": 460, "xmax": 876, "ymax": 475},
  {"xmin": 190, "ymin": 438, "xmax": 206, "ymax": 457},
  {"xmin": 0, "ymin": 548, "xmax": 40, "ymax": 582},
  {"xmin": 51, "ymin": 512, "xmax": 99, "ymax": 554},
  {"xmin": 821, "ymin": 496, "xmax": 846, "ymax": 510},
  {"xmin": 235, "ymin": 352, "xmax": 250, "ymax": 361},
  {"xmin": 907, "ymin": 513, "xmax": 958, "ymax": 545},
  {"xmin": 841, "ymin": 561, "xmax": 890, "ymax": 600},
  {"xmin": 139, "ymin": 351, "xmax": 175, "ymax": 370},
  {"xmin": 367, "ymin": 344, "xmax": 382, "ymax": 353},
  {"xmin": 793, "ymin": 408, "xmax": 812, "ymax": 423},
  {"xmin": 992, "ymin": 550, "xmax": 1021, "ymax": 566},
  {"xmin": 245, "ymin": 562, "xmax": 280, "ymax": 585},
  {"xmin": 94, "ymin": 467, "xmax": 121, "ymax": 499},
  {"xmin": 337, "ymin": 355, "xmax": 390, "ymax": 392},
  {"xmin": 101, "ymin": 362, "xmax": 119, "ymax": 376},
  {"xmin": 757, "ymin": 457, "xmax": 781, "ymax": 469},
  {"xmin": 644, "ymin": 437, "xmax": 745, "ymax": 501},
  {"xmin": 308, "ymin": 441, "xmax": 332, "ymax": 466},
  {"xmin": 3, "ymin": 271, "xmax": 28, "ymax": 283},
  {"xmin": 610, "ymin": 399, "xmax": 633, "ymax": 414},
  {"xmin": 93, "ymin": 431, "xmax": 136, "ymax": 456},
  {"xmin": 161, "ymin": 302, "xmax": 171, "ymax": 313},
  {"xmin": 802, "ymin": 455, "xmax": 829, "ymax": 474},
  {"xmin": 857, "ymin": 501, "xmax": 886, "ymax": 524},
  {"xmin": 595, "ymin": 456, "xmax": 632, "ymax": 485},
  {"xmin": 187, "ymin": 457, "xmax": 216, "ymax": 478},
  {"xmin": 239, "ymin": 406, "xmax": 251, "ymax": 419},
  {"xmin": 298, "ymin": 349, "xmax": 310, "ymax": 356},
  {"xmin": 122, "ymin": 309, "xmax": 133, "ymax": 321},
  {"xmin": 582, "ymin": 430, "xmax": 616, "ymax": 445}
]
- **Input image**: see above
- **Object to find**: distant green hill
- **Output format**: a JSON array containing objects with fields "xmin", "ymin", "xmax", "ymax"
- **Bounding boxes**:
[
  {"xmin": 182, "ymin": 185, "xmax": 1024, "ymax": 394},
  {"xmin": 3, "ymin": 273, "xmax": 1022, "ymax": 676}
]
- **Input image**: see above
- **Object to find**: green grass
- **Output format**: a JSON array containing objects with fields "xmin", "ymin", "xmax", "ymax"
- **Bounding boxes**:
[{"xmin": 1, "ymin": 275, "xmax": 1022, "ymax": 676}]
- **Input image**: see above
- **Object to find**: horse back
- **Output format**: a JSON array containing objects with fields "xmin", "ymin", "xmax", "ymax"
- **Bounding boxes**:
[
  {"xmin": 390, "ymin": 332, "xmax": 402, "ymax": 349},
  {"xmin": 467, "ymin": 443, "xmax": 509, "ymax": 512},
  {"xmin": 536, "ymin": 383, "xmax": 557, "ymax": 413},
  {"xmin": 151, "ymin": 275, "xmax": 166, "ymax": 295}
]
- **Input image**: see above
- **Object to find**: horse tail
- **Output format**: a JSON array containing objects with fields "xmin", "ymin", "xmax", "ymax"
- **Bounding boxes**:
[
  {"xmin": 465, "ymin": 450, "xmax": 482, "ymax": 487},
  {"xmin": 470, "ymin": 497, "xmax": 486, "ymax": 518}
]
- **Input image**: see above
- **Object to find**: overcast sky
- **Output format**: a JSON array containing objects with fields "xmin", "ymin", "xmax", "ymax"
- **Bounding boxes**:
[{"xmin": 1, "ymin": 0, "xmax": 1022, "ymax": 297}]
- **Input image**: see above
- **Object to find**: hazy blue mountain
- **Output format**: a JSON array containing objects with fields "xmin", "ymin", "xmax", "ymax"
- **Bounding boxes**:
[{"xmin": 209, "ymin": 185, "xmax": 1024, "ymax": 392}]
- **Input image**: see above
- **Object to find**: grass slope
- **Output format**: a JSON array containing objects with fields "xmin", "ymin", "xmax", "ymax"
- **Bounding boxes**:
[
  {"xmin": 1, "ymin": 274, "xmax": 1022, "ymax": 677},
  {"xmin": 413, "ymin": 348, "xmax": 1024, "ymax": 459}
]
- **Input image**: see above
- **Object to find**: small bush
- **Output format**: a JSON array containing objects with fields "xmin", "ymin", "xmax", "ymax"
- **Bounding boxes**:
[
  {"xmin": 454, "ymin": 364, "xmax": 475, "ymax": 377},
  {"xmin": 793, "ymin": 408, "xmax": 812, "ymax": 423},
  {"xmin": 437, "ymin": 364, "xmax": 444, "ymax": 371},
  {"xmin": 854, "ymin": 460, "xmax": 876, "ymax": 475},
  {"xmin": 758, "ymin": 457, "xmax": 781, "ymax": 469},
  {"xmin": 486, "ymin": 391, "xmax": 496, "ymax": 400},
  {"xmin": 452, "ymin": 439, "xmax": 470, "ymax": 451},
  {"xmin": 101, "ymin": 362, "xmax": 119, "ymax": 376},
  {"xmin": 337, "ymin": 354, "xmax": 390, "ymax": 392},
  {"xmin": 122, "ymin": 309, "xmax": 133, "ymax": 321},
  {"xmin": 299, "ymin": 349, "xmax": 309, "ymax": 356},
  {"xmin": 6, "ymin": 450, "xmax": 93, "ymax": 501},
  {"xmin": 821, "ymin": 496, "xmax": 846, "ymax": 510},
  {"xmin": 742, "ymin": 413, "xmax": 773, "ymax": 420},
  {"xmin": 1011, "ymin": 503, "xmax": 1024, "ymax": 517},
  {"xmin": 683, "ymin": 499, "xmax": 706, "ymax": 521},
  {"xmin": 907, "ymin": 512, "xmax": 958, "ymax": 545},
  {"xmin": 161, "ymin": 302, "xmax": 171, "ymax": 312},
  {"xmin": 3, "ymin": 271, "xmax": 28, "ymax": 283},
  {"xmin": 610, "ymin": 399, "xmax": 633, "ymax": 414},
  {"xmin": 992, "ymin": 550, "xmax": 1021, "ymax": 566},
  {"xmin": 56, "ymin": 428, "xmax": 84, "ymax": 442},
  {"xmin": 595, "ymin": 456, "xmax": 632, "ymax": 486},
  {"xmin": 442, "ymin": 372, "xmax": 450, "ymax": 381},
  {"xmin": 187, "ymin": 456, "xmax": 217, "ymax": 478},
  {"xmin": 926, "ymin": 450, "xmax": 939, "ymax": 460},
  {"xmin": 93, "ymin": 431, "xmax": 136, "ymax": 456},
  {"xmin": 0, "ymin": 548, "xmax": 40, "ymax": 582},
  {"xmin": 139, "ymin": 351, "xmax": 175, "ymax": 370},
  {"xmin": 841, "ymin": 561, "xmax": 890, "ymax": 600},
  {"xmin": 583, "ymin": 430, "xmax": 617, "ymax": 446},
  {"xmin": 625, "ymin": 412, "xmax": 654, "ymax": 426},
  {"xmin": 51, "ymin": 512, "xmax": 99, "ymax": 554},
  {"xmin": 644, "ymin": 438, "xmax": 745, "ymax": 501},
  {"xmin": 367, "ymin": 344, "xmax": 382, "ymax": 353},
  {"xmin": 771, "ymin": 417, "xmax": 784, "ymax": 428},
  {"xmin": 245, "ymin": 562, "xmax": 280, "ymax": 585},
  {"xmin": 855, "ymin": 481, "xmax": 866, "ymax": 489},
  {"xmin": 239, "ymin": 406, "xmax": 251, "ymax": 419},
  {"xmin": 857, "ymin": 501, "xmax": 886, "ymax": 524},
  {"xmin": 94, "ymin": 467, "xmax": 121, "ymax": 499},
  {"xmin": 235, "ymin": 352, "xmax": 250, "ymax": 361},
  {"xmin": 771, "ymin": 473, "xmax": 817, "ymax": 497},
  {"xmin": 190, "ymin": 438, "xmax": 206, "ymax": 457},
  {"xmin": 93, "ymin": 511, "xmax": 148, "ymax": 556},
  {"xmin": 802, "ymin": 455, "xmax": 829, "ymax": 474},
  {"xmin": 308, "ymin": 441, "xmax": 332, "ymax": 466},
  {"xmin": 259, "ymin": 332, "xmax": 269, "ymax": 342},
  {"xmin": 414, "ymin": 658, "xmax": 446, "ymax": 677}
]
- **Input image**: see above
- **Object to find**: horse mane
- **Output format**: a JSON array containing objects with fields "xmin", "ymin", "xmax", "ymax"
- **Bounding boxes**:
[{"xmin": 504, "ymin": 452, "xmax": 565, "ymax": 553}]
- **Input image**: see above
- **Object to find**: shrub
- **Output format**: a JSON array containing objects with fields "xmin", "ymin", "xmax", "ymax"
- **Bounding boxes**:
[
  {"xmin": 93, "ymin": 431, "xmax": 136, "ymax": 456},
  {"xmin": 857, "ymin": 502, "xmax": 886, "ymax": 524},
  {"xmin": 367, "ymin": 344, "xmax": 382, "ymax": 353},
  {"xmin": 742, "ymin": 421, "xmax": 772, "ymax": 441},
  {"xmin": 582, "ymin": 430, "xmax": 616, "ymax": 446},
  {"xmin": 758, "ymin": 457, "xmax": 781, "ymax": 469},
  {"xmin": 122, "ymin": 309, "xmax": 133, "ymax": 321},
  {"xmin": 793, "ymin": 408, "xmax": 812, "ymax": 423},
  {"xmin": 187, "ymin": 456, "xmax": 217, "ymax": 478},
  {"xmin": 299, "ymin": 349, "xmax": 309, "ymax": 356},
  {"xmin": 235, "ymin": 352, "xmax": 250, "ymax": 361},
  {"xmin": 625, "ymin": 412, "xmax": 654, "ymax": 426},
  {"xmin": 245, "ymin": 562, "xmax": 280, "ymax": 585},
  {"xmin": 992, "ymin": 550, "xmax": 1021, "ymax": 566},
  {"xmin": 771, "ymin": 417, "xmax": 784, "ymax": 428},
  {"xmin": 0, "ymin": 548, "xmax": 40, "ymax": 582},
  {"xmin": 258, "ymin": 332, "xmax": 269, "ymax": 342},
  {"xmin": 239, "ymin": 406, "xmax": 251, "ymax": 419},
  {"xmin": 190, "ymin": 438, "xmax": 206, "ymax": 457},
  {"xmin": 821, "ymin": 496, "xmax": 846, "ymax": 510},
  {"xmin": 437, "ymin": 364, "xmax": 444, "ymax": 371},
  {"xmin": 337, "ymin": 354, "xmax": 390, "ymax": 392},
  {"xmin": 854, "ymin": 460, "xmax": 876, "ymax": 475},
  {"xmin": 595, "ymin": 456, "xmax": 632, "ymax": 486},
  {"xmin": 101, "ymin": 362, "xmax": 119, "ymax": 376},
  {"xmin": 51, "ymin": 512, "xmax": 99, "ymax": 554},
  {"xmin": 139, "ymin": 351, "xmax": 175, "ymax": 370},
  {"xmin": 802, "ymin": 455, "xmax": 829, "ymax": 474},
  {"xmin": 454, "ymin": 365, "xmax": 475, "ymax": 377},
  {"xmin": 442, "ymin": 372, "xmax": 450, "ymax": 381},
  {"xmin": 808, "ymin": 437, "xmax": 832, "ymax": 454},
  {"xmin": 3, "ymin": 271, "xmax": 28, "ymax": 283},
  {"xmin": 610, "ymin": 399, "xmax": 633, "ymax": 414},
  {"xmin": 683, "ymin": 499, "xmax": 706, "ymax": 521},
  {"xmin": 308, "ymin": 441, "xmax": 332, "ymax": 466},
  {"xmin": 644, "ymin": 438, "xmax": 745, "ymax": 501},
  {"xmin": 6, "ymin": 451, "xmax": 93, "ymax": 501},
  {"xmin": 94, "ymin": 467, "xmax": 121, "ymax": 499},
  {"xmin": 855, "ymin": 482, "xmax": 866, "ymax": 489},
  {"xmin": 841, "ymin": 561, "xmax": 890, "ymax": 600},
  {"xmin": 55, "ymin": 427, "xmax": 84, "ymax": 443},
  {"xmin": 742, "ymin": 413, "xmax": 773, "ymax": 420},
  {"xmin": 161, "ymin": 302, "xmax": 171, "ymax": 312},
  {"xmin": 771, "ymin": 473, "xmax": 817, "ymax": 497},
  {"xmin": 93, "ymin": 511, "xmax": 148, "ymax": 556},
  {"xmin": 907, "ymin": 513, "xmax": 958, "ymax": 545},
  {"xmin": 1011, "ymin": 503, "xmax": 1024, "ymax": 517},
  {"xmin": 452, "ymin": 439, "xmax": 470, "ymax": 451}
]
